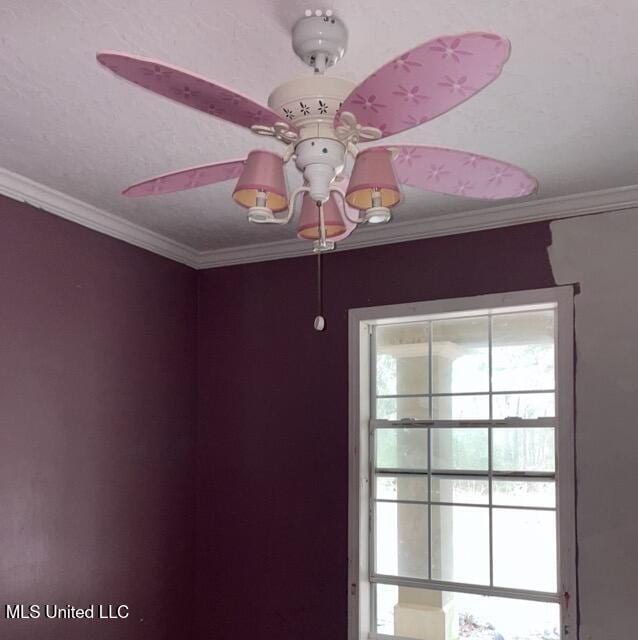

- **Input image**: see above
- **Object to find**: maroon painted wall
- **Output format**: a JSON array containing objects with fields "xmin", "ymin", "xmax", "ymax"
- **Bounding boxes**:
[
  {"xmin": 0, "ymin": 196, "xmax": 557, "ymax": 640},
  {"xmin": 194, "ymin": 222, "xmax": 556, "ymax": 640},
  {"xmin": 0, "ymin": 196, "xmax": 197, "ymax": 640}
]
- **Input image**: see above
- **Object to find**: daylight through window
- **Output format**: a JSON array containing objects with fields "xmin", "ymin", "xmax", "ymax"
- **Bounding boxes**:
[{"xmin": 351, "ymin": 292, "xmax": 575, "ymax": 640}]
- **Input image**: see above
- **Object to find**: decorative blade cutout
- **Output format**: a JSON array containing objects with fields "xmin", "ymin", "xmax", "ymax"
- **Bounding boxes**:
[
  {"xmin": 337, "ymin": 33, "xmax": 511, "ymax": 139},
  {"xmin": 380, "ymin": 145, "xmax": 537, "ymax": 200},
  {"xmin": 97, "ymin": 51, "xmax": 289, "ymax": 131},
  {"xmin": 123, "ymin": 159, "xmax": 246, "ymax": 197}
]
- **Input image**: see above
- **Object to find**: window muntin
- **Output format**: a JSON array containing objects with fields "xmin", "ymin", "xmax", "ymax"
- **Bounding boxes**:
[
  {"xmin": 371, "ymin": 422, "xmax": 559, "ymax": 592},
  {"xmin": 366, "ymin": 302, "xmax": 567, "ymax": 640},
  {"xmin": 374, "ymin": 308, "xmax": 556, "ymax": 422}
]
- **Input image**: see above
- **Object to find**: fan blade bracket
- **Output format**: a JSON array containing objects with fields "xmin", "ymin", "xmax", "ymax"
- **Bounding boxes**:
[
  {"xmin": 334, "ymin": 111, "xmax": 383, "ymax": 145},
  {"xmin": 250, "ymin": 122, "xmax": 299, "ymax": 144}
]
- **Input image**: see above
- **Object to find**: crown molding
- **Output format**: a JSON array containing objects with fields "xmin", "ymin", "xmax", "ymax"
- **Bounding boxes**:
[
  {"xmin": 0, "ymin": 168, "xmax": 200, "ymax": 267},
  {"xmin": 194, "ymin": 183, "xmax": 638, "ymax": 268},
  {"xmin": 2, "ymin": 166, "xmax": 638, "ymax": 270}
]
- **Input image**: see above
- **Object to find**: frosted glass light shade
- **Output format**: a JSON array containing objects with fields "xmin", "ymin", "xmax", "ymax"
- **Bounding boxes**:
[
  {"xmin": 297, "ymin": 192, "xmax": 347, "ymax": 240},
  {"xmin": 232, "ymin": 150, "xmax": 288, "ymax": 212},
  {"xmin": 346, "ymin": 148, "xmax": 401, "ymax": 210}
]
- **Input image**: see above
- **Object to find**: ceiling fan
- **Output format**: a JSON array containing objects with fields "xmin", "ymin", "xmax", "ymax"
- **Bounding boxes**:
[{"xmin": 96, "ymin": 9, "xmax": 537, "ymax": 253}]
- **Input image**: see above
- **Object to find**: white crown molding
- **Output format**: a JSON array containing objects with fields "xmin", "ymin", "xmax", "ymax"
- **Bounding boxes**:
[
  {"xmin": 195, "ymin": 184, "xmax": 638, "ymax": 268},
  {"xmin": 0, "ymin": 168, "xmax": 200, "ymax": 267},
  {"xmin": 2, "ymin": 166, "xmax": 638, "ymax": 270}
]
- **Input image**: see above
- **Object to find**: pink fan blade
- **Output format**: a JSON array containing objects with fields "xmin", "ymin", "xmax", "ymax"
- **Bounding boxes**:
[
  {"xmin": 338, "ymin": 32, "xmax": 510, "ymax": 139},
  {"xmin": 97, "ymin": 51, "xmax": 287, "ymax": 130},
  {"xmin": 123, "ymin": 159, "xmax": 246, "ymax": 197},
  {"xmin": 383, "ymin": 145, "xmax": 537, "ymax": 199}
]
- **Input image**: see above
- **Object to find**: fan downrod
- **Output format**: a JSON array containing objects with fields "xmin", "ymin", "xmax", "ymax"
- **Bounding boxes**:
[{"xmin": 292, "ymin": 10, "xmax": 348, "ymax": 73}]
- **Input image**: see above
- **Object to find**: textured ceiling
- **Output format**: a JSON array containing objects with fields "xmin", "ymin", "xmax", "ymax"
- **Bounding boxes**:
[{"xmin": 1, "ymin": 1, "xmax": 637, "ymax": 252}]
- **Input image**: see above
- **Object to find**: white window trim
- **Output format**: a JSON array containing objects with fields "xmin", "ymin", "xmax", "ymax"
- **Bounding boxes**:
[{"xmin": 348, "ymin": 287, "xmax": 577, "ymax": 640}]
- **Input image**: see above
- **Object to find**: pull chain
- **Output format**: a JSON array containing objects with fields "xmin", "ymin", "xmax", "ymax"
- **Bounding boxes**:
[{"xmin": 314, "ymin": 201, "xmax": 326, "ymax": 331}]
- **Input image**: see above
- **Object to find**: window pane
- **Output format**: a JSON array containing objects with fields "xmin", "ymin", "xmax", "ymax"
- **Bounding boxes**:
[
  {"xmin": 370, "ymin": 305, "xmax": 564, "ymax": 626},
  {"xmin": 492, "ymin": 310, "xmax": 555, "ymax": 392},
  {"xmin": 375, "ymin": 584, "xmax": 560, "ymax": 640},
  {"xmin": 375, "ymin": 502, "xmax": 428, "ymax": 578},
  {"xmin": 375, "ymin": 583, "xmax": 398, "ymax": 635},
  {"xmin": 431, "ymin": 505, "xmax": 489, "ymax": 585},
  {"xmin": 492, "ymin": 428, "xmax": 555, "ymax": 473},
  {"xmin": 432, "ymin": 394, "xmax": 490, "ymax": 419},
  {"xmin": 493, "ymin": 479, "xmax": 556, "ymax": 508},
  {"xmin": 432, "ymin": 428, "xmax": 488, "ymax": 471},
  {"xmin": 376, "ymin": 396, "xmax": 429, "ymax": 420},
  {"xmin": 493, "ymin": 508, "xmax": 557, "ymax": 592},
  {"xmin": 376, "ymin": 323, "xmax": 429, "ymax": 396},
  {"xmin": 376, "ymin": 475, "xmax": 428, "ymax": 502},
  {"xmin": 493, "ymin": 392, "xmax": 555, "ymax": 418},
  {"xmin": 432, "ymin": 316, "xmax": 489, "ymax": 393},
  {"xmin": 431, "ymin": 476, "xmax": 489, "ymax": 504},
  {"xmin": 376, "ymin": 428, "xmax": 428, "ymax": 470},
  {"xmin": 376, "ymin": 584, "xmax": 560, "ymax": 640}
]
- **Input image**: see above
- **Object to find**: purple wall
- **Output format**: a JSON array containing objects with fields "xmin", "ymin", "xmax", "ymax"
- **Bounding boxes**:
[
  {"xmin": 194, "ymin": 223, "xmax": 555, "ymax": 640},
  {"xmin": 0, "ymin": 196, "xmax": 197, "ymax": 640},
  {"xmin": 0, "ymin": 196, "xmax": 558, "ymax": 640}
]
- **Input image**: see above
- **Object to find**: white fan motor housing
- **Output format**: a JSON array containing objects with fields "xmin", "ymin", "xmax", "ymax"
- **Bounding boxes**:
[
  {"xmin": 268, "ymin": 76, "xmax": 354, "ymax": 202},
  {"xmin": 268, "ymin": 75, "xmax": 355, "ymax": 133}
]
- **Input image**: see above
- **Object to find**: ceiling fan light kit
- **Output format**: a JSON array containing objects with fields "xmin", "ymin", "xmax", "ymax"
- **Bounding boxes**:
[
  {"xmin": 346, "ymin": 148, "xmax": 402, "ymax": 224},
  {"xmin": 298, "ymin": 192, "xmax": 346, "ymax": 240},
  {"xmin": 96, "ymin": 8, "xmax": 538, "ymax": 258},
  {"xmin": 231, "ymin": 150, "xmax": 288, "ymax": 223}
]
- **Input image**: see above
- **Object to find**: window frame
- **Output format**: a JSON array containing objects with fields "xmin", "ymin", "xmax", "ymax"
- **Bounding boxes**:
[{"xmin": 348, "ymin": 287, "xmax": 577, "ymax": 640}]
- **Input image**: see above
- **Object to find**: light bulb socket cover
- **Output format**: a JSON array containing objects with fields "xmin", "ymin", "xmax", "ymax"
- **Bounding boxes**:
[
  {"xmin": 248, "ymin": 206, "xmax": 276, "ymax": 223},
  {"xmin": 363, "ymin": 206, "xmax": 392, "ymax": 224}
]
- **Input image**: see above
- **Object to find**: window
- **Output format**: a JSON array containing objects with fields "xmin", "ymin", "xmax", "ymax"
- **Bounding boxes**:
[{"xmin": 349, "ymin": 289, "xmax": 576, "ymax": 640}]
